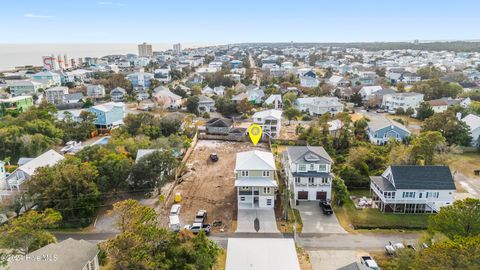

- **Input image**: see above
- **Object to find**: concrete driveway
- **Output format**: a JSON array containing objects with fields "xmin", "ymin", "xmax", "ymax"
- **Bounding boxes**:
[
  {"xmin": 296, "ymin": 201, "xmax": 347, "ymax": 234},
  {"xmin": 236, "ymin": 209, "xmax": 279, "ymax": 233},
  {"xmin": 308, "ymin": 250, "xmax": 359, "ymax": 270}
]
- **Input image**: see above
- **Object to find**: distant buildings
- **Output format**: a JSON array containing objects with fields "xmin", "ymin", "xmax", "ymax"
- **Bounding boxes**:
[
  {"xmin": 253, "ymin": 109, "xmax": 282, "ymax": 139},
  {"xmin": 138, "ymin": 42, "xmax": 153, "ymax": 57},
  {"xmin": 110, "ymin": 87, "xmax": 127, "ymax": 102},
  {"xmin": 126, "ymin": 72, "xmax": 155, "ymax": 90},
  {"xmin": 86, "ymin": 84, "xmax": 106, "ymax": 98},
  {"xmin": 382, "ymin": 92, "xmax": 424, "ymax": 112},
  {"xmin": 296, "ymin": 97, "xmax": 344, "ymax": 116},
  {"xmin": 7, "ymin": 79, "xmax": 46, "ymax": 96},
  {"xmin": 173, "ymin": 43, "xmax": 182, "ymax": 54},
  {"xmin": 30, "ymin": 71, "xmax": 62, "ymax": 86},
  {"xmin": 45, "ymin": 86, "xmax": 69, "ymax": 105}
]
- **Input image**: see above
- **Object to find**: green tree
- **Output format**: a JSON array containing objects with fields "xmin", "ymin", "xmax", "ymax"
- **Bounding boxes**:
[
  {"xmin": 26, "ymin": 157, "xmax": 100, "ymax": 226},
  {"xmin": 422, "ymin": 111, "xmax": 471, "ymax": 146},
  {"xmin": 428, "ymin": 198, "xmax": 480, "ymax": 239},
  {"xmin": 332, "ymin": 177, "xmax": 349, "ymax": 206},
  {"xmin": 284, "ymin": 107, "xmax": 301, "ymax": 125},
  {"xmin": 416, "ymin": 102, "xmax": 434, "ymax": 120},
  {"xmin": 410, "ymin": 131, "xmax": 446, "ymax": 165},
  {"xmin": 412, "ymin": 236, "xmax": 480, "ymax": 270},
  {"xmin": 0, "ymin": 209, "xmax": 61, "ymax": 255},
  {"xmin": 130, "ymin": 150, "xmax": 179, "ymax": 190},
  {"xmin": 282, "ymin": 92, "xmax": 297, "ymax": 108},
  {"xmin": 236, "ymin": 99, "xmax": 253, "ymax": 114},
  {"xmin": 106, "ymin": 200, "xmax": 220, "ymax": 270},
  {"xmin": 349, "ymin": 93, "xmax": 363, "ymax": 107},
  {"xmin": 186, "ymin": 96, "xmax": 200, "ymax": 115}
]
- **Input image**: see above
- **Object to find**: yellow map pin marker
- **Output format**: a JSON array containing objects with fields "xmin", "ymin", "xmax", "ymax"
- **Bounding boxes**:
[{"xmin": 248, "ymin": 124, "xmax": 262, "ymax": 145}]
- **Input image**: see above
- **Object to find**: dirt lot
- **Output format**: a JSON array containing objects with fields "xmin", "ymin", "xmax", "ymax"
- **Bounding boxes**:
[{"xmin": 162, "ymin": 140, "xmax": 269, "ymax": 232}]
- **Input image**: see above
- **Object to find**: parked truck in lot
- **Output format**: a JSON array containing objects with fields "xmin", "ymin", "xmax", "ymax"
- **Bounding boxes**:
[
  {"xmin": 184, "ymin": 223, "xmax": 211, "ymax": 235},
  {"xmin": 194, "ymin": 210, "xmax": 208, "ymax": 223}
]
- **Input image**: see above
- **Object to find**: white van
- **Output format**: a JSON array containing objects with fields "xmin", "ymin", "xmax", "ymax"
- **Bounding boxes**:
[
  {"xmin": 170, "ymin": 204, "xmax": 181, "ymax": 216},
  {"xmin": 169, "ymin": 215, "xmax": 181, "ymax": 232}
]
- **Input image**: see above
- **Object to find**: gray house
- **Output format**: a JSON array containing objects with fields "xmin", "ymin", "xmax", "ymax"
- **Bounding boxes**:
[
  {"xmin": 366, "ymin": 115, "xmax": 411, "ymax": 145},
  {"xmin": 206, "ymin": 118, "xmax": 233, "ymax": 135}
]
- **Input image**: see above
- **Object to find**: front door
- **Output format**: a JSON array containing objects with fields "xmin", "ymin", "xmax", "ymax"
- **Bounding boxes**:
[{"xmin": 253, "ymin": 196, "xmax": 259, "ymax": 208}]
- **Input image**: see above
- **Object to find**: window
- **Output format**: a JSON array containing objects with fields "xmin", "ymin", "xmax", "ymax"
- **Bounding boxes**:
[
  {"xmin": 309, "ymin": 164, "xmax": 315, "ymax": 171},
  {"xmin": 295, "ymin": 177, "xmax": 300, "ymax": 184},
  {"xmin": 241, "ymin": 171, "xmax": 249, "ymax": 177},
  {"xmin": 427, "ymin": 192, "xmax": 439, "ymax": 199},
  {"xmin": 266, "ymin": 199, "xmax": 272, "ymax": 206},
  {"xmin": 298, "ymin": 164, "xmax": 306, "ymax": 172},
  {"xmin": 402, "ymin": 192, "xmax": 415, "ymax": 198},
  {"xmin": 384, "ymin": 192, "xmax": 396, "ymax": 199},
  {"xmin": 263, "ymin": 171, "xmax": 271, "ymax": 177},
  {"xmin": 321, "ymin": 177, "xmax": 329, "ymax": 184},
  {"xmin": 419, "ymin": 193, "xmax": 423, "ymax": 199},
  {"xmin": 240, "ymin": 196, "xmax": 245, "ymax": 202},
  {"xmin": 318, "ymin": 164, "xmax": 327, "ymax": 172},
  {"xmin": 308, "ymin": 177, "xmax": 315, "ymax": 185},
  {"xmin": 241, "ymin": 186, "xmax": 249, "ymax": 190},
  {"xmin": 263, "ymin": 187, "xmax": 271, "ymax": 194}
]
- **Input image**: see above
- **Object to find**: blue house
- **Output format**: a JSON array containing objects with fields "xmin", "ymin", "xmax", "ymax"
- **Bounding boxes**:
[
  {"xmin": 230, "ymin": 60, "xmax": 242, "ymax": 69},
  {"xmin": 88, "ymin": 102, "xmax": 125, "ymax": 129},
  {"xmin": 367, "ymin": 115, "xmax": 411, "ymax": 145}
]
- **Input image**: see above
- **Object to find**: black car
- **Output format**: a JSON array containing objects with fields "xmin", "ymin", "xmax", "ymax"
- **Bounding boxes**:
[
  {"xmin": 319, "ymin": 201, "xmax": 333, "ymax": 215},
  {"xmin": 210, "ymin": 153, "xmax": 218, "ymax": 162}
]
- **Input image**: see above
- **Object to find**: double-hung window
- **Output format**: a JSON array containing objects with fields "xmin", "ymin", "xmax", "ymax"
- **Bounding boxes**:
[
  {"xmin": 263, "ymin": 187, "xmax": 271, "ymax": 194},
  {"xmin": 308, "ymin": 177, "xmax": 315, "ymax": 185}
]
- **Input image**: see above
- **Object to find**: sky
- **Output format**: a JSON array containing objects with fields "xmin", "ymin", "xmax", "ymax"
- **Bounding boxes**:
[{"xmin": 1, "ymin": 0, "xmax": 480, "ymax": 44}]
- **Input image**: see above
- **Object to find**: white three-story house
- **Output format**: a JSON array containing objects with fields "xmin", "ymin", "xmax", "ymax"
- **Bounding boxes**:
[
  {"xmin": 283, "ymin": 146, "xmax": 334, "ymax": 202},
  {"xmin": 235, "ymin": 150, "xmax": 277, "ymax": 209}
]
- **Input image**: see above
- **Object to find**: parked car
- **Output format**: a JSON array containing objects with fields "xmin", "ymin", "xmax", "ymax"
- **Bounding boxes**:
[
  {"xmin": 169, "ymin": 215, "xmax": 181, "ymax": 232},
  {"xmin": 210, "ymin": 153, "xmax": 218, "ymax": 162},
  {"xmin": 319, "ymin": 201, "xmax": 333, "ymax": 215},
  {"xmin": 170, "ymin": 204, "xmax": 181, "ymax": 216},
  {"xmin": 194, "ymin": 210, "xmax": 208, "ymax": 223},
  {"xmin": 184, "ymin": 223, "xmax": 211, "ymax": 235},
  {"xmin": 360, "ymin": 256, "xmax": 380, "ymax": 270},
  {"xmin": 385, "ymin": 242, "xmax": 405, "ymax": 255}
]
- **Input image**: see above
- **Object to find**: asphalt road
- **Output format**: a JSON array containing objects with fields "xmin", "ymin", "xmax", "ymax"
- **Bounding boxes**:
[{"xmin": 54, "ymin": 231, "xmax": 421, "ymax": 251}]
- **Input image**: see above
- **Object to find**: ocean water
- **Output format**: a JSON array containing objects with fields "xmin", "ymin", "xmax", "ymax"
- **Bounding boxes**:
[{"xmin": 0, "ymin": 43, "xmax": 209, "ymax": 71}]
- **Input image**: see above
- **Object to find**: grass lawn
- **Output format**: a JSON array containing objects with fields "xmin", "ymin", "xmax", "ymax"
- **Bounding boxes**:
[
  {"xmin": 449, "ymin": 152, "xmax": 480, "ymax": 179},
  {"xmin": 213, "ymin": 249, "xmax": 227, "ymax": 270},
  {"xmin": 334, "ymin": 198, "xmax": 430, "ymax": 231},
  {"xmin": 385, "ymin": 114, "xmax": 423, "ymax": 135}
]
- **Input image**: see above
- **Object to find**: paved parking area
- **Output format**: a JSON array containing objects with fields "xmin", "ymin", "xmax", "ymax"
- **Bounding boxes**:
[
  {"xmin": 236, "ymin": 209, "xmax": 279, "ymax": 233},
  {"xmin": 308, "ymin": 250, "xmax": 358, "ymax": 270},
  {"xmin": 296, "ymin": 201, "xmax": 347, "ymax": 234}
]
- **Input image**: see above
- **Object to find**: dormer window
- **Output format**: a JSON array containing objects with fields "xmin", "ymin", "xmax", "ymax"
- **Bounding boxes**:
[
  {"xmin": 318, "ymin": 164, "xmax": 327, "ymax": 172},
  {"xmin": 304, "ymin": 154, "xmax": 320, "ymax": 162}
]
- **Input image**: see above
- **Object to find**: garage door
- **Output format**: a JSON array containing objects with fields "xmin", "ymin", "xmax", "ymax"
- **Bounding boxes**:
[
  {"xmin": 316, "ymin": 192, "xmax": 327, "ymax": 201},
  {"xmin": 298, "ymin": 191, "xmax": 308, "ymax": 200}
]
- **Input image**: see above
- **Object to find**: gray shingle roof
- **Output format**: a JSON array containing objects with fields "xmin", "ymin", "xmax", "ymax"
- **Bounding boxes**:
[
  {"xmin": 9, "ymin": 238, "xmax": 98, "ymax": 270},
  {"xmin": 286, "ymin": 146, "xmax": 333, "ymax": 164},
  {"xmin": 370, "ymin": 176, "xmax": 395, "ymax": 191},
  {"xmin": 390, "ymin": 165, "xmax": 455, "ymax": 190}
]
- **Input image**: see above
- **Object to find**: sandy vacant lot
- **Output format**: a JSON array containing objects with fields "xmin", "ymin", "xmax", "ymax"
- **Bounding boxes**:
[{"xmin": 165, "ymin": 140, "xmax": 269, "ymax": 232}]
